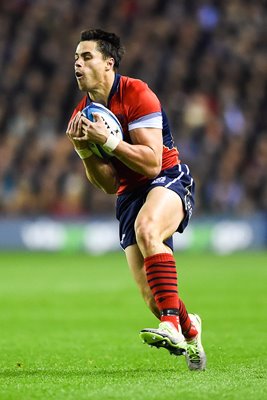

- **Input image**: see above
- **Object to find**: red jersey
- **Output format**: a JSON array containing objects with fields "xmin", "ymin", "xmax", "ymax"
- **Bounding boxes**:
[{"xmin": 70, "ymin": 74, "xmax": 180, "ymax": 195}]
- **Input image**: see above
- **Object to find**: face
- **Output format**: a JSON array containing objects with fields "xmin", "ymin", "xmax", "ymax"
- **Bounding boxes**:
[{"xmin": 74, "ymin": 41, "xmax": 111, "ymax": 92}]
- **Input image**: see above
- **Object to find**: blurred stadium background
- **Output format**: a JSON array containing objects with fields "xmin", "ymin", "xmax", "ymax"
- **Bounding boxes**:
[{"xmin": 0, "ymin": 0, "xmax": 266, "ymax": 254}]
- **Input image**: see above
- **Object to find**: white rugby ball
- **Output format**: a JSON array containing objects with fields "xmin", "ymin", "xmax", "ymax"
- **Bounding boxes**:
[{"xmin": 82, "ymin": 102, "xmax": 123, "ymax": 158}]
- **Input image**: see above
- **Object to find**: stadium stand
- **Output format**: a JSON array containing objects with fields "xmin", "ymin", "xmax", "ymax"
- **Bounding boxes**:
[{"xmin": 0, "ymin": 0, "xmax": 266, "ymax": 218}]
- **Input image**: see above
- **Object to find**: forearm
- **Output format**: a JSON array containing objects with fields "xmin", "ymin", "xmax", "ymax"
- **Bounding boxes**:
[
  {"xmin": 112, "ymin": 140, "xmax": 162, "ymax": 179},
  {"xmin": 67, "ymin": 114, "xmax": 162, "ymax": 183},
  {"xmin": 82, "ymin": 155, "xmax": 120, "ymax": 194}
]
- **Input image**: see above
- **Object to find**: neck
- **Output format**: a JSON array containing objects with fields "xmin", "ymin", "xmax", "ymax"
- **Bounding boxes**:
[{"xmin": 88, "ymin": 71, "xmax": 116, "ymax": 106}]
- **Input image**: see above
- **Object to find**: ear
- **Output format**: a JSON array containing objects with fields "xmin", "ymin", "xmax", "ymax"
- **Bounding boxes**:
[{"xmin": 105, "ymin": 57, "xmax": 115, "ymax": 71}]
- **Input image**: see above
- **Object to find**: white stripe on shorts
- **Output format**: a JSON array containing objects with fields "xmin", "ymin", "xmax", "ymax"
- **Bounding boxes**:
[{"xmin": 165, "ymin": 172, "xmax": 184, "ymax": 188}]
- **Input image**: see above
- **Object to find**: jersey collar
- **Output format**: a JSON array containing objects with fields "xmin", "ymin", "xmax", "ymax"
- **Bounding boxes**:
[
  {"xmin": 86, "ymin": 73, "xmax": 121, "ymax": 107},
  {"xmin": 107, "ymin": 73, "xmax": 121, "ymax": 107}
]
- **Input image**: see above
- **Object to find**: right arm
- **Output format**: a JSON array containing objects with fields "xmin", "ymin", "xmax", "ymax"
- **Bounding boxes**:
[
  {"xmin": 66, "ymin": 112, "xmax": 119, "ymax": 194},
  {"xmin": 81, "ymin": 155, "xmax": 119, "ymax": 194}
]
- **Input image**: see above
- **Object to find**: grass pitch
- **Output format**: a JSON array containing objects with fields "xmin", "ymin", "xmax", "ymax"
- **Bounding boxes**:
[{"xmin": 0, "ymin": 250, "xmax": 266, "ymax": 400}]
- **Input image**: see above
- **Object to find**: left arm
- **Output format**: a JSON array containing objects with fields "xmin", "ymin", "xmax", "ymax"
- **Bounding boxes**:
[
  {"xmin": 79, "ymin": 114, "xmax": 163, "ymax": 179},
  {"xmin": 112, "ymin": 127, "xmax": 163, "ymax": 179}
]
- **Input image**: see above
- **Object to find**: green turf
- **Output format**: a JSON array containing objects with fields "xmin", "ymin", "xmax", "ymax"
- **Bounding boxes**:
[{"xmin": 0, "ymin": 250, "xmax": 266, "ymax": 400}]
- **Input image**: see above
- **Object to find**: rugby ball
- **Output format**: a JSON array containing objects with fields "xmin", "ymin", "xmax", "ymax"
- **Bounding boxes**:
[{"xmin": 82, "ymin": 102, "xmax": 123, "ymax": 158}]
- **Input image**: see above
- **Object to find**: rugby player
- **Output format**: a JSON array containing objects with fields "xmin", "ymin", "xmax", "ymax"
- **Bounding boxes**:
[{"xmin": 66, "ymin": 29, "xmax": 206, "ymax": 370}]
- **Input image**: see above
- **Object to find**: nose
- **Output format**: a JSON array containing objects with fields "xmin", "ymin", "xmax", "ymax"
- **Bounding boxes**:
[{"xmin": 75, "ymin": 58, "xmax": 82, "ymax": 68}]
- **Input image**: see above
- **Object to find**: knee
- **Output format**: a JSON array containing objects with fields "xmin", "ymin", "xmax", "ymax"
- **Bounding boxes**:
[{"xmin": 135, "ymin": 216, "xmax": 158, "ymax": 251}]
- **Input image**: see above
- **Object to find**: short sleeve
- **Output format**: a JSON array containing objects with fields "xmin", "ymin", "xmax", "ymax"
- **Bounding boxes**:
[{"xmin": 123, "ymin": 80, "xmax": 163, "ymax": 130}]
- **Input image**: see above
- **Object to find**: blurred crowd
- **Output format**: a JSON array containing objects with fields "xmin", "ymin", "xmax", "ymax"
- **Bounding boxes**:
[{"xmin": 0, "ymin": 0, "xmax": 266, "ymax": 219}]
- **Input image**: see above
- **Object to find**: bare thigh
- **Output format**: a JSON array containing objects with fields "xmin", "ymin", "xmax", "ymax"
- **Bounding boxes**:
[{"xmin": 134, "ymin": 186, "xmax": 185, "ymax": 257}]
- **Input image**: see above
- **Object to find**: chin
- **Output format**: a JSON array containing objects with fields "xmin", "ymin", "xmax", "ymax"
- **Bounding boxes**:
[{"xmin": 77, "ymin": 82, "xmax": 88, "ymax": 92}]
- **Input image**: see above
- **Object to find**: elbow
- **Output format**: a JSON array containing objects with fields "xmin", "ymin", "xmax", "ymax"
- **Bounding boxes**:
[
  {"xmin": 145, "ymin": 155, "xmax": 162, "ymax": 179},
  {"xmin": 145, "ymin": 164, "xmax": 162, "ymax": 179},
  {"xmin": 100, "ymin": 179, "xmax": 120, "ymax": 195},
  {"xmin": 146, "ymin": 170, "xmax": 160, "ymax": 179},
  {"xmin": 86, "ymin": 172, "xmax": 119, "ymax": 194}
]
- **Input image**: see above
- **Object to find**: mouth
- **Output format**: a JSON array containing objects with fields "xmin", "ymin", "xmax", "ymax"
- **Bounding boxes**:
[{"xmin": 75, "ymin": 71, "xmax": 84, "ymax": 79}]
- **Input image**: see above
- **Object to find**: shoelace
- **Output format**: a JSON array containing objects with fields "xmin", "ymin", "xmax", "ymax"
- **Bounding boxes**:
[{"xmin": 186, "ymin": 340, "xmax": 201, "ymax": 363}]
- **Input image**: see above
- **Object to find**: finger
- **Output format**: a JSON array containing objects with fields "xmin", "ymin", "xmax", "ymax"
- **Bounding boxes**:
[
  {"xmin": 77, "ymin": 117, "xmax": 83, "ymax": 137},
  {"xmin": 67, "ymin": 111, "xmax": 81, "ymax": 134},
  {"xmin": 81, "ymin": 125, "xmax": 89, "ymax": 137},
  {"xmin": 72, "ymin": 112, "xmax": 83, "ymax": 133},
  {"xmin": 73, "ymin": 112, "xmax": 81, "ymax": 126},
  {"xmin": 81, "ymin": 116, "xmax": 90, "ymax": 126},
  {"xmin": 67, "ymin": 120, "xmax": 75, "ymax": 136},
  {"xmin": 66, "ymin": 117, "xmax": 75, "ymax": 134},
  {"xmin": 81, "ymin": 119, "xmax": 92, "ymax": 136},
  {"xmin": 74, "ymin": 111, "xmax": 81, "ymax": 120},
  {"xmin": 66, "ymin": 119, "xmax": 72, "ymax": 134},
  {"xmin": 92, "ymin": 112, "xmax": 102, "ymax": 122}
]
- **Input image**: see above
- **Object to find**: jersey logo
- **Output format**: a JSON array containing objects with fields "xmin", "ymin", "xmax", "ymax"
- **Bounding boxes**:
[{"xmin": 151, "ymin": 176, "xmax": 166, "ymax": 184}]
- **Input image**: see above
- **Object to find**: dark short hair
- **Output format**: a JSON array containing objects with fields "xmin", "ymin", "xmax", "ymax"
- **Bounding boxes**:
[{"xmin": 80, "ymin": 29, "xmax": 125, "ymax": 69}]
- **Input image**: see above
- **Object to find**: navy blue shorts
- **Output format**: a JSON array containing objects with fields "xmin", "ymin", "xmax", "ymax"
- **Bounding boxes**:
[{"xmin": 116, "ymin": 164, "xmax": 195, "ymax": 250}]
